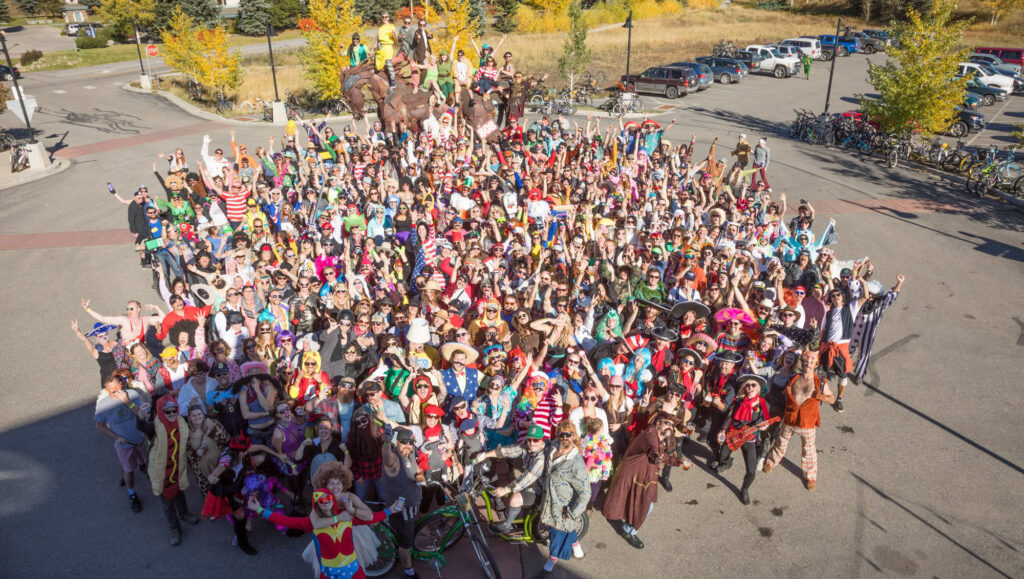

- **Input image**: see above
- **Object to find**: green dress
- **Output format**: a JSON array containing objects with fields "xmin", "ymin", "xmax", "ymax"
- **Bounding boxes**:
[{"xmin": 437, "ymin": 61, "xmax": 454, "ymax": 97}]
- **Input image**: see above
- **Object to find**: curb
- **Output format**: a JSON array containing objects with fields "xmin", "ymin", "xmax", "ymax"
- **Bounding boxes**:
[
  {"xmin": 0, "ymin": 156, "xmax": 71, "ymax": 191},
  {"xmin": 122, "ymin": 81, "xmax": 353, "ymax": 126}
]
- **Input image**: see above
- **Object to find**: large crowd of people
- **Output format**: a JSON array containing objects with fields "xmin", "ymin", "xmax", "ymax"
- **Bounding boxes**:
[{"xmin": 80, "ymin": 15, "xmax": 906, "ymax": 579}]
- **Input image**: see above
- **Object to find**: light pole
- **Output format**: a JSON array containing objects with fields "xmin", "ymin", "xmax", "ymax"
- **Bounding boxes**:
[
  {"xmin": 823, "ymin": 17, "xmax": 842, "ymax": 115},
  {"xmin": 266, "ymin": 21, "xmax": 286, "ymax": 124},
  {"xmin": 0, "ymin": 32, "xmax": 49, "ymax": 169},
  {"xmin": 131, "ymin": 20, "xmax": 151, "ymax": 89},
  {"xmin": 623, "ymin": 11, "xmax": 633, "ymax": 83}
]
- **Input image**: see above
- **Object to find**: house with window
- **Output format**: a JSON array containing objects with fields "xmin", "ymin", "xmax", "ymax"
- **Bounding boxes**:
[{"xmin": 62, "ymin": 0, "xmax": 89, "ymax": 24}]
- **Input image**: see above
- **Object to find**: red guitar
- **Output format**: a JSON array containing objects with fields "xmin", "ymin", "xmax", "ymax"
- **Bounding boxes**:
[{"xmin": 725, "ymin": 416, "xmax": 780, "ymax": 451}]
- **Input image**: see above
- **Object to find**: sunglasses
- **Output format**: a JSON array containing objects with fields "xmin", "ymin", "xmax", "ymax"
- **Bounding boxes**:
[{"xmin": 557, "ymin": 432, "xmax": 573, "ymax": 439}]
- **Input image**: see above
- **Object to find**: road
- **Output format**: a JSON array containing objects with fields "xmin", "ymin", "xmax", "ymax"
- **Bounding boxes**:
[{"xmin": 0, "ymin": 42, "xmax": 1022, "ymax": 579}]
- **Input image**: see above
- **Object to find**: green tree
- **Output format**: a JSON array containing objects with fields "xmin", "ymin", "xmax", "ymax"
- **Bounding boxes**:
[
  {"xmin": 861, "ymin": 0, "xmax": 969, "ymax": 136},
  {"xmin": 0, "ymin": 1, "xmax": 11, "ymax": 23},
  {"xmin": 299, "ymin": 0, "xmax": 362, "ymax": 99},
  {"xmin": 557, "ymin": 0, "xmax": 590, "ymax": 92},
  {"xmin": 97, "ymin": 0, "xmax": 156, "ymax": 42},
  {"xmin": 982, "ymin": 0, "xmax": 1024, "ymax": 25},
  {"xmin": 153, "ymin": 0, "xmax": 219, "ymax": 31},
  {"xmin": 269, "ymin": 0, "xmax": 305, "ymax": 29},
  {"xmin": 162, "ymin": 6, "xmax": 204, "ymax": 85},
  {"xmin": 1012, "ymin": 123, "xmax": 1024, "ymax": 147},
  {"xmin": 237, "ymin": 0, "xmax": 271, "ymax": 35},
  {"xmin": 197, "ymin": 24, "xmax": 243, "ymax": 97},
  {"xmin": 468, "ymin": 0, "xmax": 486, "ymax": 34},
  {"xmin": 493, "ymin": 0, "xmax": 518, "ymax": 32},
  {"xmin": 354, "ymin": 0, "xmax": 402, "ymax": 24}
]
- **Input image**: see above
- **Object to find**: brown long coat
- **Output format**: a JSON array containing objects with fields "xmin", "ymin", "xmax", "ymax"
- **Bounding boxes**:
[{"xmin": 601, "ymin": 427, "xmax": 668, "ymax": 530}]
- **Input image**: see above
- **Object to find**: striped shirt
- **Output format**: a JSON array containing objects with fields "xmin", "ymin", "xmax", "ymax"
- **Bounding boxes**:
[{"xmin": 222, "ymin": 188, "xmax": 250, "ymax": 222}]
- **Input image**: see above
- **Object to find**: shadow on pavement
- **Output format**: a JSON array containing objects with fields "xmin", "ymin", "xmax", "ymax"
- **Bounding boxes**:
[
  {"xmin": 687, "ymin": 107, "xmax": 792, "ymax": 138},
  {"xmin": 859, "ymin": 380, "xmax": 1023, "ymax": 476},
  {"xmin": 850, "ymin": 472, "xmax": 1014, "ymax": 578}
]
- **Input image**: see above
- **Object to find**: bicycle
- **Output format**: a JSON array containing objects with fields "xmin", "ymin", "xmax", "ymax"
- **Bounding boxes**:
[
  {"xmin": 712, "ymin": 39, "xmax": 738, "ymax": 58},
  {"xmin": 0, "ymin": 129, "xmax": 15, "ymax": 152},
  {"xmin": 414, "ymin": 462, "xmax": 589, "ymax": 555},
  {"xmin": 213, "ymin": 93, "xmax": 233, "ymax": 115},
  {"xmin": 412, "ymin": 464, "xmax": 504, "ymax": 579},
  {"xmin": 966, "ymin": 147, "xmax": 1020, "ymax": 196},
  {"xmin": 582, "ymin": 70, "xmax": 606, "ymax": 88},
  {"xmin": 599, "ymin": 85, "xmax": 644, "ymax": 117},
  {"xmin": 9, "ymin": 141, "xmax": 29, "ymax": 173},
  {"xmin": 529, "ymin": 88, "xmax": 577, "ymax": 116},
  {"xmin": 940, "ymin": 140, "xmax": 971, "ymax": 173},
  {"xmin": 361, "ymin": 508, "xmax": 447, "ymax": 578},
  {"xmin": 559, "ymin": 85, "xmax": 593, "ymax": 108}
]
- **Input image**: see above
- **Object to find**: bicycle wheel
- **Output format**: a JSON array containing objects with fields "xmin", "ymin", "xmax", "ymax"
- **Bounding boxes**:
[
  {"xmin": 529, "ymin": 95, "xmax": 545, "ymax": 112},
  {"xmin": 470, "ymin": 533, "xmax": 502, "ymax": 579},
  {"xmin": 942, "ymin": 151, "xmax": 961, "ymax": 172},
  {"xmin": 887, "ymin": 147, "xmax": 899, "ymax": 168},
  {"xmin": 997, "ymin": 163, "xmax": 1021, "ymax": 186},
  {"xmin": 414, "ymin": 510, "xmax": 465, "ymax": 552},
  {"xmin": 612, "ymin": 102, "xmax": 627, "ymax": 117},
  {"xmin": 1013, "ymin": 174, "xmax": 1024, "ymax": 197},
  {"xmin": 630, "ymin": 98, "xmax": 645, "ymax": 114},
  {"xmin": 965, "ymin": 162, "xmax": 986, "ymax": 179},
  {"xmin": 363, "ymin": 524, "xmax": 399, "ymax": 577},
  {"xmin": 263, "ymin": 106, "xmax": 273, "ymax": 122},
  {"xmin": 956, "ymin": 155, "xmax": 975, "ymax": 174}
]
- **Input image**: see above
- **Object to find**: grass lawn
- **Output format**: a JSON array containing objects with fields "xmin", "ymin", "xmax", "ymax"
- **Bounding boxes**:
[{"xmin": 20, "ymin": 29, "xmax": 303, "ymax": 72}]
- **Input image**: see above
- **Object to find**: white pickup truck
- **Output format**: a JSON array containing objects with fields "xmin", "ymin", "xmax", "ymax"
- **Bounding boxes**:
[{"xmin": 744, "ymin": 45, "xmax": 801, "ymax": 78}]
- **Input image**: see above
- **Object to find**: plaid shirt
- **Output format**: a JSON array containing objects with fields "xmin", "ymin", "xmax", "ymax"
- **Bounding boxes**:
[{"xmin": 496, "ymin": 442, "xmax": 545, "ymax": 494}]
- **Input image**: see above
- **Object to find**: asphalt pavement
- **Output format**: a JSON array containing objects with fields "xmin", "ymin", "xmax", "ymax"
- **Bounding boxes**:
[{"xmin": 0, "ymin": 45, "xmax": 1022, "ymax": 579}]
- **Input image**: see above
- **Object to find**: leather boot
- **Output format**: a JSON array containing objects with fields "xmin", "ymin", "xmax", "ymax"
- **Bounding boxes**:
[{"xmin": 233, "ymin": 519, "xmax": 258, "ymax": 555}]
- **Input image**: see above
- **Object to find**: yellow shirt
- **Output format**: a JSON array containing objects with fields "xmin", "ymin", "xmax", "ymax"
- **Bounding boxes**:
[{"xmin": 375, "ymin": 23, "xmax": 396, "ymax": 68}]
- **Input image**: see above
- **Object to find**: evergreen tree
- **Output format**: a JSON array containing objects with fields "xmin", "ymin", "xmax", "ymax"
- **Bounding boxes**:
[
  {"xmin": 268, "ymin": 0, "xmax": 305, "ymax": 29},
  {"xmin": 468, "ymin": 0, "xmax": 486, "ymax": 34},
  {"xmin": 493, "ymin": 0, "xmax": 518, "ymax": 33},
  {"xmin": 861, "ymin": 0, "xmax": 969, "ymax": 136},
  {"xmin": 557, "ymin": 0, "xmax": 590, "ymax": 92},
  {"xmin": 16, "ymin": 0, "xmax": 42, "ymax": 16},
  {"xmin": 154, "ymin": 0, "xmax": 219, "ymax": 32},
  {"xmin": 237, "ymin": 0, "xmax": 271, "ymax": 35},
  {"xmin": 354, "ymin": 0, "xmax": 402, "ymax": 25},
  {"xmin": 0, "ymin": 1, "xmax": 11, "ymax": 23}
]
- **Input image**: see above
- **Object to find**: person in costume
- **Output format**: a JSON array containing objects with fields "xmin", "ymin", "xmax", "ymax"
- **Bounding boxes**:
[
  {"xmin": 602, "ymin": 411, "xmax": 681, "ymax": 549},
  {"xmin": 710, "ymin": 375, "xmax": 771, "ymax": 505}
]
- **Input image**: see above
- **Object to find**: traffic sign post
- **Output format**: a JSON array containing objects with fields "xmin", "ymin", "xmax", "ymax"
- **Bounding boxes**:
[
  {"xmin": 146, "ymin": 44, "xmax": 158, "ymax": 57},
  {"xmin": 144, "ymin": 44, "xmax": 157, "ymax": 88}
]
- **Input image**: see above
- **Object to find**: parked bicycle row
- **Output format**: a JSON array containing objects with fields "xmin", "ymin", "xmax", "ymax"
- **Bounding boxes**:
[{"xmin": 789, "ymin": 109, "xmax": 1024, "ymax": 198}]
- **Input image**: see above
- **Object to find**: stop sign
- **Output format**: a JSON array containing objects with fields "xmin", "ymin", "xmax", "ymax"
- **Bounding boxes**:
[{"xmin": 146, "ymin": 44, "xmax": 158, "ymax": 57}]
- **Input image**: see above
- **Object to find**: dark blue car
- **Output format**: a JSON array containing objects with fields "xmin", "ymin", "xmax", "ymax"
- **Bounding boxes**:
[
  {"xmin": 817, "ymin": 34, "xmax": 860, "ymax": 57},
  {"xmin": 668, "ymin": 62, "xmax": 714, "ymax": 90}
]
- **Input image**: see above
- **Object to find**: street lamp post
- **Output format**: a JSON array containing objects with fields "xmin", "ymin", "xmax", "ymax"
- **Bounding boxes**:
[
  {"xmin": 823, "ymin": 17, "xmax": 842, "ymax": 115},
  {"xmin": 623, "ymin": 11, "xmax": 633, "ymax": 82},
  {"xmin": 131, "ymin": 20, "xmax": 151, "ymax": 89},
  {"xmin": 266, "ymin": 22, "xmax": 286, "ymax": 124},
  {"xmin": 0, "ymin": 32, "xmax": 49, "ymax": 169}
]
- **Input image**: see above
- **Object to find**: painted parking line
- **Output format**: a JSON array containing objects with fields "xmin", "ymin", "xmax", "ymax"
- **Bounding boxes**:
[
  {"xmin": 52, "ymin": 89, "xmax": 66, "ymax": 94},
  {"xmin": 966, "ymin": 96, "xmax": 1014, "ymax": 147},
  {"xmin": 83, "ymin": 85, "xmax": 96, "ymax": 90}
]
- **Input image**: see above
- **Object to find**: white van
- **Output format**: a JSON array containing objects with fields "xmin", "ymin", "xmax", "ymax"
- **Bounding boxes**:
[{"xmin": 781, "ymin": 38, "xmax": 823, "ymax": 59}]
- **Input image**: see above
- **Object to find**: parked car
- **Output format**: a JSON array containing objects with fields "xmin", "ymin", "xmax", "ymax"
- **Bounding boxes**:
[
  {"xmin": 769, "ymin": 44, "xmax": 804, "ymax": 60},
  {"xmin": 862, "ymin": 29, "xmax": 894, "ymax": 47},
  {"xmin": 0, "ymin": 65, "xmax": 21, "ymax": 81},
  {"xmin": 817, "ymin": 34, "xmax": 860, "ymax": 57},
  {"xmin": 668, "ymin": 61, "xmax": 713, "ymax": 91},
  {"xmin": 962, "ymin": 93, "xmax": 981, "ymax": 110},
  {"xmin": 620, "ymin": 66, "xmax": 699, "ymax": 99},
  {"xmin": 951, "ymin": 107, "xmax": 985, "ymax": 137},
  {"xmin": 780, "ymin": 37, "xmax": 823, "ymax": 59},
  {"xmin": 732, "ymin": 50, "xmax": 765, "ymax": 74},
  {"xmin": 964, "ymin": 78, "xmax": 1009, "ymax": 105},
  {"xmin": 968, "ymin": 53, "xmax": 1021, "ymax": 79},
  {"xmin": 694, "ymin": 56, "xmax": 748, "ymax": 84},
  {"xmin": 841, "ymin": 31, "xmax": 884, "ymax": 54},
  {"xmin": 974, "ymin": 46, "xmax": 1023, "ymax": 67},
  {"xmin": 957, "ymin": 62, "xmax": 1015, "ymax": 92},
  {"xmin": 743, "ymin": 45, "xmax": 800, "ymax": 78}
]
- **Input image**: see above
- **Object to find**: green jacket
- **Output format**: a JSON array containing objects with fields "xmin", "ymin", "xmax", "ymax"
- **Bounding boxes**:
[{"xmin": 539, "ymin": 447, "xmax": 591, "ymax": 533}]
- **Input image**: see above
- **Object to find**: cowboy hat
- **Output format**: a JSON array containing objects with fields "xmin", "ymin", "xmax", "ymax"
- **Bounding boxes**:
[
  {"xmin": 441, "ymin": 341, "xmax": 479, "ymax": 364},
  {"xmin": 778, "ymin": 305, "xmax": 802, "ymax": 322},
  {"xmin": 676, "ymin": 301, "xmax": 711, "ymax": 320},
  {"xmin": 422, "ymin": 279, "xmax": 443, "ymax": 293},
  {"xmin": 715, "ymin": 350, "xmax": 744, "ymax": 364},
  {"xmin": 676, "ymin": 347, "xmax": 704, "ymax": 369},
  {"xmin": 736, "ymin": 374, "xmax": 767, "ymax": 390},
  {"xmin": 650, "ymin": 326, "xmax": 679, "ymax": 343}
]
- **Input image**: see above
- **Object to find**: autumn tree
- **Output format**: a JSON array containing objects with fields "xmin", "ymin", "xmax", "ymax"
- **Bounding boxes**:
[
  {"xmin": 162, "ymin": 7, "xmax": 204, "ymax": 87},
  {"xmin": 982, "ymin": 0, "xmax": 1024, "ymax": 25},
  {"xmin": 434, "ymin": 0, "xmax": 478, "ymax": 58},
  {"xmin": 861, "ymin": 0, "xmax": 969, "ymax": 136},
  {"xmin": 197, "ymin": 25, "xmax": 243, "ymax": 98},
  {"xmin": 97, "ymin": 0, "xmax": 156, "ymax": 42},
  {"xmin": 299, "ymin": 0, "xmax": 362, "ymax": 100},
  {"xmin": 558, "ymin": 0, "xmax": 590, "ymax": 92}
]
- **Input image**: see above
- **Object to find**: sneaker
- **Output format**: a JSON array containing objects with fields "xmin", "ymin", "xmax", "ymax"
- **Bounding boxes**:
[
  {"xmin": 544, "ymin": 558, "xmax": 557, "ymax": 573},
  {"xmin": 489, "ymin": 523, "xmax": 512, "ymax": 536},
  {"xmin": 756, "ymin": 457, "xmax": 766, "ymax": 472},
  {"xmin": 806, "ymin": 480, "xmax": 817, "ymax": 491},
  {"xmin": 129, "ymin": 494, "xmax": 142, "ymax": 513},
  {"xmin": 572, "ymin": 542, "xmax": 585, "ymax": 559},
  {"xmin": 834, "ymin": 398, "xmax": 845, "ymax": 413},
  {"xmin": 181, "ymin": 512, "xmax": 199, "ymax": 526},
  {"xmin": 170, "ymin": 527, "xmax": 182, "ymax": 546}
]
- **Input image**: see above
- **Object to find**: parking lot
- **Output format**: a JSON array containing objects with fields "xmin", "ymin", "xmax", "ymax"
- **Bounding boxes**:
[{"xmin": 617, "ymin": 52, "xmax": 1023, "ymax": 150}]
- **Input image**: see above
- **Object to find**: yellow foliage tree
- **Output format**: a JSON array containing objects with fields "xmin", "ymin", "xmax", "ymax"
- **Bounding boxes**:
[
  {"xmin": 162, "ymin": 7, "xmax": 203, "ymax": 86},
  {"xmin": 299, "ymin": 0, "xmax": 363, "ymax": 100},
  {"xmin": 197, "ymin": 26, "xmax": 243, "ymax": 98},
  {"xmin": 98, "ymin": 0, "xmax": 156, "ymax": 43},
  {"xmin": 433, "ymin": 0, "xmax": 479, "ymax": 58}
]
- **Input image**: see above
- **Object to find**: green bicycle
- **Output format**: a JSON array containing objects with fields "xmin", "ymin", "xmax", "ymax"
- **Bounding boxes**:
[
  {"xmin": 412, "ymin": 464, "xmax": 504, "ymax": 579},
  {"xmin": 413, "ymin": 462, "xmax": 589, "ymax": 557}
]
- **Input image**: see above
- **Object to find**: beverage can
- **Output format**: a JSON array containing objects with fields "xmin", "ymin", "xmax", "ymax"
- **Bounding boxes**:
[{"xmin": 682, "ymin": 459, "xmax": 692, "ymax": 470}]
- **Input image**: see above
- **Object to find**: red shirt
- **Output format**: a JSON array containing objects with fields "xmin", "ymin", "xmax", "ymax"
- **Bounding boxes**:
[{"xmin": 156, "ymin": 305, "xmax": 212, "ymax": 340}]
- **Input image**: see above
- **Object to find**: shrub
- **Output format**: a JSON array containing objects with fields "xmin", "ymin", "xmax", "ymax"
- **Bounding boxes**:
[
  {"xmin": 19, "ymin": 49, "xmax": 43, "ymax": 66},
  {"xmin": 75, "ymin": 29, "xmax": 114, "ymax": 49}
]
